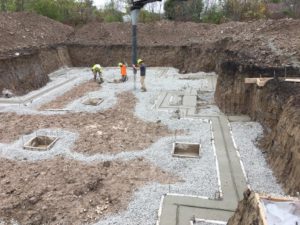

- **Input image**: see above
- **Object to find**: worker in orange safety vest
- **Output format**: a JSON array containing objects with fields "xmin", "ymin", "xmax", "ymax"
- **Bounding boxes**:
[{"xmin": 118, "ymin": 62, "xmax": 128, "ymax": 82}]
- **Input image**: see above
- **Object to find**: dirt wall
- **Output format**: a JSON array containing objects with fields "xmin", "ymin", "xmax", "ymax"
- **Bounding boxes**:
[
  {"xmin": 215, "ymin": 61, "xmax": 300, "ymax": 194},
  {"xmin": 0, "ymin": 47, "xmax": 72, "ymax": 95},
  {"xmin": 68, "ymin": 44, "xmax": 183, "ymax": 68},
  {"xmin": 261, "ymin": 95, "xmax": 300, "ymax": 194}
]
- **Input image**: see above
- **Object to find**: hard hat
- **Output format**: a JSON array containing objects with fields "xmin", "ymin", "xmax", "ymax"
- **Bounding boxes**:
[
  {"xmin": 137, "ymin": 59, "xmax": 143, "ymax": 64},
  {"xmin": 118, "ymin": 62, "xmax": 123, "ymax": 67}
]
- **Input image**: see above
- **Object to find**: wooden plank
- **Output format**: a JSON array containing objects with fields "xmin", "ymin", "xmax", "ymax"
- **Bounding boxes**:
[
  {"xmin": 285, "ymin": 78, "xmax": 300, "ymax": 83},
  {"xmin": 256, "ymin": 193, "xmax": 268, "ymax": 225},
  {"xmin": 244, "ymin": 78, "xmax": 257, "ymax": 84},
  {"xmin": 257, "ymin": 78, "xmax": 273, "ymax": 87}
]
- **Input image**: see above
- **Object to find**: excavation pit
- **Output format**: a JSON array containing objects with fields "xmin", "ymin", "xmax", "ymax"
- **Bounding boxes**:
[
  {"xmin": 23, "ymin": 136, "xmax": 59, "ymax": 151},
  {"xmin": 82, "ymin": 97, "xmax": 103, "ymax": 106},
  {"xmin": 173, "ymin": 142, "xmax": 201, "ymax": 158}
]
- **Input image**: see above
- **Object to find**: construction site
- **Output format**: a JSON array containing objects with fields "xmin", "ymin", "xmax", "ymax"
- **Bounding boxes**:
[{"xmin": 0, "ymin": 9, "xmax": 300, "ymax": 225}]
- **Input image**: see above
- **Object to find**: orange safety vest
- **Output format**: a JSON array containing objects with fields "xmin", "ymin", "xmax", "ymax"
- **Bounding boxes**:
[{"xmin": 121, "ymin": 65, "xmax": 127, "ymax": 76}]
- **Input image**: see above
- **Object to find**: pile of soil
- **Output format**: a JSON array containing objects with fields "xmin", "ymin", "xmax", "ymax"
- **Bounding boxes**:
[
  {"xmin": 39, "ymin": 80, "xmax": 100, "ymax": 110},
  {"xmin": 0, "ymin": 92, "xmax": 171, "ymax": 155},
  {"xmin": 0, "ymin": 12, "xmax": 73, "ymax": 57},
  {"xmin": 0, "ymin": 157, "xmax": 176, "ymax": 225}
]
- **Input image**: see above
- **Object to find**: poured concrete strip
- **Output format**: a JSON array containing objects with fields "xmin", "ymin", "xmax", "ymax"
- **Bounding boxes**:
[
  {"xmin": 158, "ymin": 115, "xmax": 247, "ymax": 225},
  {"xmin": 183, "ymin": 95, "xmax": 197, "ymax": 107}
]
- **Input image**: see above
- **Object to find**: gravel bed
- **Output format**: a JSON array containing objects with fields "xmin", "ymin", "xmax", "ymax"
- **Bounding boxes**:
[{"xmin": 230, "ymin": 122, "xmax": 284, "ymax": 195}]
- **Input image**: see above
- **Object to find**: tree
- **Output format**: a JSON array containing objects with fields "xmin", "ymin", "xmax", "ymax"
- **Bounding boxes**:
[
  {"xmin": 164, "ymin": 0, "xmax": 203, "ymax": 22},
  {"xmin": 222, "ymin": 0, "xmax": 267, "ymax": 21},
  {"xmin": 98, "ymin": 0, "xmax": 124, "ymax": 22},
  {"xmin": 1, "ymin": 0, "xmax": 8, "ymax": 11},
  {"xmin": 15, "ymin": 0, "xmax": 24, "ymax": 11},
  {"xmin": 202, "ymin": 4, "xmax": 225, "ymax": 24}
]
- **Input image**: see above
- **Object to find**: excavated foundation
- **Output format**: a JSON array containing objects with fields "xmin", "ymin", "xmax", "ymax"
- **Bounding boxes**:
[
  {"xmin": 2, "ymin": 42, "xmax": 299, "ymax": 195},
  {"xmin": 0, "ymin": 15, "xmax": 299, "ymax": 196}
]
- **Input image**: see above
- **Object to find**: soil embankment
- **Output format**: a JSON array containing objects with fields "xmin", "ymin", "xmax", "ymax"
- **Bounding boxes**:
[
  {"xmin": 0, "ymin": 12, "xmax": 73, "ymax": 95},
  {"xmin": 1, "ymin": 12, "xmax": 299, "ymax": 194}
]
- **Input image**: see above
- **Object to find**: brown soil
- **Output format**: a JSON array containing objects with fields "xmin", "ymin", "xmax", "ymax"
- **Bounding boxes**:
[
  {"xmin": 227, "ymin": 190, "xmax": 265, "ymax": 225},
  {"xmin": 261, "ymin": 94, "xmax": 300, "ymax": 195},
  {"xmin": 39, "ymin": 80, "xmax": 100, "ymax": 110},
  {"xmin": 0, "ymin": 157, "xmax": 176, "ymax": 225},
  {"xmin": 0, "ymin": 92, "xmax": 171, "ymax": 155},
  {"xmin": 70, "ymin": 19, "xmax": 300, "ymax": 68},
  {"xmin": 0, "ymin": 12, "xmax": 73, "ymax": 57}
]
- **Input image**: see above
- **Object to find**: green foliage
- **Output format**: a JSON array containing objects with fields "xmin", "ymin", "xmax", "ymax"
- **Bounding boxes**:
[
  {"xmin": 164, "ymin": 0, "xmax": 203, "ymax": 22},
  {"xmin": 222, "ymin": 0, "xmax": 267, "ymax": 21},
  {"xmin": 97, "ymin": 1, "xmax": 123, "ymax": 22},
  {"xmin": 139, "ymin": 9, "xmax": 161, "ymax": 22},
  {"xmin": 29, "ymin": 0, "xmax": 62, "ymax": 21},
  {"xmin": 201, "ymin": 5, "xmax": 225, "ymax": 24},
  {"xmin": 0, "ymin": 0, "xmax": 124, "ymax": 25}
]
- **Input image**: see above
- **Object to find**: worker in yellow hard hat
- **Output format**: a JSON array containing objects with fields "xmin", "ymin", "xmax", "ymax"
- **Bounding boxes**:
[
  {"xmin": 133, "ymin": 58, "xmax": 147, "ymax": 92},
  {"xmin": 91, "ymin": 64, "xmax": 103, "ymax": 83},
  {"xmin": 118, "ymin": 62, "xmax": 128, "ymax": 82}
]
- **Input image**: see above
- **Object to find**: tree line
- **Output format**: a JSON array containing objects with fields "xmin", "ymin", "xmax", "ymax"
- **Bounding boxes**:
[
  {"xmin": 165, "ymin": 0, "xmax": 300, "ymax": 23},
  {"xmin": 0, "ymin": 0, "xmax": 299, "ymax": 25}
]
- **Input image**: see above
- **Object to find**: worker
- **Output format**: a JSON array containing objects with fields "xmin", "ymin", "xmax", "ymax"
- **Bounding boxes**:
[
  {"xmin": 91, "ymin": 64, "xmax": 103, "ymax": 83},
  {"xmin": 118, "ymin": 62, "xmax": 128, "ymax": 82},
  {"xmin": 133, "ymin": 58, "xmax": 147, "ymax": 92}
]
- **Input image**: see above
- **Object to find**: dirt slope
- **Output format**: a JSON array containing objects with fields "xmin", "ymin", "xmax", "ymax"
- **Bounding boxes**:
[
  {"xmin": 70, "ymin": 19, "xmax": 300, "ymax": 67},
  {"xmin": 0, "ymin": 12, "xmax": 73, "ymax": 57}
]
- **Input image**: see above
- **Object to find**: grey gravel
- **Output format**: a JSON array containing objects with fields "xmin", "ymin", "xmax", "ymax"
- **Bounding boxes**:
[{"xmin": 230, "ymin": 122, "xmax": 284, "ymax": 195}]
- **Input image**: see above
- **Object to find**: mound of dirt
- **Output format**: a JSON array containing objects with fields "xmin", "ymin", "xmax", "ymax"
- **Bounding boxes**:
[
  {"xmin": 0, "ymin": 157, "xmax": 176, "ymax": 225},
  {"xmin": 0, "ymin": 12, "xmax": 73, "ymax": 56}
]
